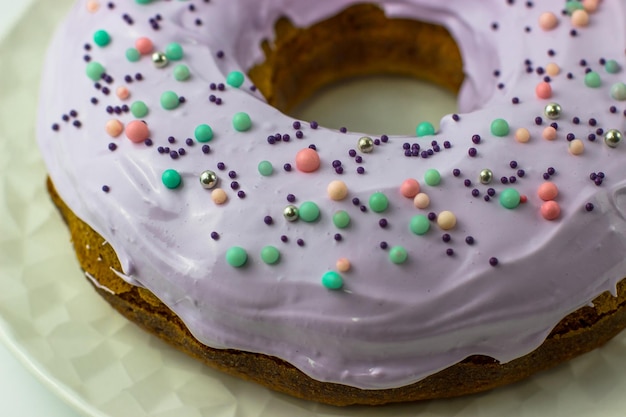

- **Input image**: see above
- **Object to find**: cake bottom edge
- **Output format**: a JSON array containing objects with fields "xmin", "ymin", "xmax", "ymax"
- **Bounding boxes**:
[{"xmin": 46, "ymin": 177, "xmax": 626, "ymax": 406}]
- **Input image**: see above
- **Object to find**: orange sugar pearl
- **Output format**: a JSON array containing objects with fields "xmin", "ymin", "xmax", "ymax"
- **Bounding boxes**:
[
  {"xmin": 327, "ymin": 180, "xmax": 348, "ymax": 201},
  {"xmin": 537, "ymin": 182, "xmax": 559, "ymax": 201},
  {"xmin": 543, "ymin": 126, "xmax": 557, "ymax": 140},
  {"xmin": 583, "ymin": 0, "xmax": 600, "ymax": 13},
  {"xmin": 86, "ymin": 0, "xmax": 100, "ymax": 12},
  {"xmin": 541, "ymin": 200, "xmax": 561, "ymax": 220},
  {"xmin": 135, "ymin": 37, "xmax": 154, "ymax": 55},
  {"xmin": 546, "ymin": 63, "xmax": 560, "ymax": 76},
  {"xmin": 125, "ymin": 120, "xmax": 149, "ymax": 143},
  {"xmin": 413, "ymin": 193, "xmax": 430, "ymax": 209},
  {"xmin": 105, "ymin": 119, "xmax": 124, "ymax": 137},
  {"xmin": 515, "ymin": 127, "xmax": 531, "ymax": 143},
  {"xmin": 116, "ymin": 86, "xmax": 130, "ymax": 100},
  {"xmin": 538, "ymin": 12, "xmax": 559, "ymax": 30},
  {"xmin": 535, "ymin": 81, "xmax": 552, "ymax": 99},
  {"xmin": 572, "ymin": 9, "xmax": 590, "ymax": 27},
  {"xmin": 211, "ymin": 188, "xmax": 228, "ymax": 205},
  {"xmin": 568, "ymin": 139, "xmax": 585, "ymax": 155},
  {"xmin": 400, "ymin": 178, "xmax": 420, "ymax": 198},
  {"xmin": 336, "ymin": 258, "xmax": 351, "ymax": 273}
]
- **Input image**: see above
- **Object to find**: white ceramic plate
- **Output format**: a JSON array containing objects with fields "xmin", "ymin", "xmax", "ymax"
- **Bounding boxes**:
[{"xmin": 1, "ymin": 1, "xmax": 626, "ymax": 416}]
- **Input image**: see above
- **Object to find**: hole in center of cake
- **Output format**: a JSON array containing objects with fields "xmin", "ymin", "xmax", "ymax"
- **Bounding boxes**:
[
  {"xmin": 289, "ymin": 75, "xmax": 457, "ymax": 135},
  {"xmin": 248, "ymin": 3, "xmax": 464, "ymax": 135}
]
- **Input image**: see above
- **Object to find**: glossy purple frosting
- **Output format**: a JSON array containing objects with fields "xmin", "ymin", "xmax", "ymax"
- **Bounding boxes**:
[{"xmin": 38, "ymin": 0, "xmax": 626, "ymax": 389}]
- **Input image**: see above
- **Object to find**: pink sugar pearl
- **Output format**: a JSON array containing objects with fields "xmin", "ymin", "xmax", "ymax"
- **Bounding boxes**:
[
  {"xmin": 543, "ymin": 126, "xmax": 557, "ymax": 141},
  {"xmin": 537, "ymin": 182, "xmax": 559, "ymax": 201},
  {"xmin": 538, "ymin": 12, "xmax": 559, "ymax": 30},
  {"xmin": 135, "ymin": 37, "xmax": 154, "ymax": 55},
  {"xmin": 400, "ymin": 179, "xmax": 420, "ymax": 198},
  {"xmin": 125, "ymin": 120, "xmax": 149, "ymax": 143},
  {"xmin": 295, "ymin": 148, "xmax": 321, "ymax": 173},
  {"xmin": 541, "ymin": 200, "xmax": 561, "ymax": 220},
  {"xmin": 535, "ymin": 82, "xmax": 552, "ymax": 99}
]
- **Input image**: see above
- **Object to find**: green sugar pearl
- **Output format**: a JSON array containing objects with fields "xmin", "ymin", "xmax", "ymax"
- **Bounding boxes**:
[
  {"xmin": 165, "ymin": 42, "xmax": 184, "ymax": 60},
  {"xmin": 86, "ymin": 61, "xmax": 105, "ymax": 81},
  {"xmin": 160, "ymin": 91, "xmax": 180, "ymax": 110},
  {"xmin": 130, "ymin": 101, "xmax": 149, "ymax": 118},
  {"xmin": 389, "ymin": 246, "xmax": 408, "ymax": 264},
  {"xmin": 126, "ymin": 48, "xmax": 141, "ymax": 62},
  {"xmin": 135, "ymin": 0, "xmax": 152, "ymax": 4},
  {"xmin": 299, "ymin": 201, "xmax": 320, "ymax": 222},
  {"xmin": 226, "ymin": 246, "xmax": 248, "ymax": 268},
  {"xmin": 194, "ymin": 124, "xmax": 214, "ymax": 142},
  {"xmin": 93, "ymin": 30, "xmax": 111, "ymax": 47},
  {"xmin": 260, "ymin": 246, "xmax": 280, "ymax": 265},
  {"xmin": 611, "ymin": 83, "xmax": 626, "ymax": 101},
  {"xmin": 410, "ymin": 214, "xmax": 430, "ymax": 235},
  {"xmin": 368, "ymin": 192, "xmax": 389, "ymax": 213},
  {"xmin": 499, "ymin": 188, "xmax": 521, "ymax": 209},
  {"xmin": 416, "ymin": 121, "xmax": 435, "ymax": 137},
  {"xmin": 162, "ymin": 169, "xmax": 181, "ymax": 189},
  {"xmin": 321, "ymin": 271, "xmax": 344, "ymax": 290},
  {"xmin": 424, "ymin": 168, "xmax": 441, "ymax": 186},
  {"xmin": 173, "ymin": 64, "xmax": 190, "ymax": 81},
  {"xmin": 232, "ymin": 112, "xmax": 252, "ymax": 131},
  {"xmin": 332, "ymin": 210, "xmax": 351, "ymax": 229},
  {"xmin": 585, "ymin": 71, "xmax": 601, "ymax": 88},
  {"xmin": 605, "ymin": 59, "xmax": 620, "ymax": 74},
  {"xmin": 490, "ymin": 118, "xmax": 510, "ymax": 137},
  {"xmin": 258, "ymin": 160, "xmax": 273, "ymax": 176},
  {"xmin": 226, "ymin": 71, "xmax": 245, "ymax": 88}
]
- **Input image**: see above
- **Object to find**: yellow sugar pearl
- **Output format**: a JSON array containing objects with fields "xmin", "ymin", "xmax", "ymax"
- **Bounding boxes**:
[
  {"xmin": 105, "ymin": 119, "xmax": 124, "ymax": 137},
  {"xmin": 413, "ymin": 193, "xmax": 430, "ymax": 209},
  {"xmin": 546, "ymin": 63, "xmax": 560, "ymax": 76},
  {"xmin": 515, "ymin": 128, "xmax": 531, "ymax": 143},
  {"xmin": 327, "ymin": 180, "xmax": 348, "ymax": 201},
  {"xmin": 211, "ymin": 188, "xmax": 228, "ymax": 204},
  {"xmin": 336, "ymin": 258, "xmax": 351, "ymax": 272},
  {"xmin": 437, "ymin": 211, "xmax": 457, "ymax": 230},
  {"xmin": 568, "ymin": 139, "xmax": 585, "ymax": 155}
]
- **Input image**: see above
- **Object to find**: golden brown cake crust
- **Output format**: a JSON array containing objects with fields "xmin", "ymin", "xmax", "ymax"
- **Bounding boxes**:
[{"xmin": 47, "ymin": 177, "xmax": 626, "ymax": 406}]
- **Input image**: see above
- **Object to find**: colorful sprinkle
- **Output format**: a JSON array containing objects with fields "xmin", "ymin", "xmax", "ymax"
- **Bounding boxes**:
[
  {"xmin": 369, "ymin": 192, "xmax": 389, "ymax": 213},
  {"xmin": 389, "ymin": 246, "xmax": 408, "ymax": 264},
  {"xmin": 299, "ymin": 201, "xmax": 320, "ymax": 222},
  {"xmin": 410, "ymin": 215, "xmax": 430, "ymax": 235},
  {"xmin": 260, "ymin": 246, "xmax": 280, "ymax": 265},
  {"xmin": 322, "ymin": 271, "xmax": 344, "ymax": 290},
  {"xmin": 232, "ymin": 112, "xmax": 252, "ymax": 131},
  {"xmin": 162, "ymin": 169, "xmax": 181, "ymax": 189},
  {"xmin": 295, "ymin": 148, "xmax": 321, "ymax": 173},
  {"xmin": 226, "ymin": 246, "xmax": 248, "ymax": 267}
]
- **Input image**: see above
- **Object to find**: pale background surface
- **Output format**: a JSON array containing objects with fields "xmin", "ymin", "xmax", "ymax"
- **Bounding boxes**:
[{"xmin": 0, "ymin": 1, "xmax": 625, "ymax": 417}]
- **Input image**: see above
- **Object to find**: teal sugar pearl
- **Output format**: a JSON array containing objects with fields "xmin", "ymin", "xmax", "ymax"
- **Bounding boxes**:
[
  {"xmin": 160, "ymin": 91, "xmax": 180, "ymax": 110},
  {"xmin": 490, "ymin": 118, "xmax": 510, "ymax": 137},
  {"xmin": 258, "ymin": 160, "xmax": 273, "ymax": 176},
  {"xmin": 260, "ymin": 246, "xmax": 280, "ymax": 265},
  {"xmin": 226, "ymin": 71, "xmax": 245, "ymax": 88},
  {"xmin": 389, "ymin": 246, "xmax": 408, "ymax": 264},
  {"xmin": 410, "ymin": 215, "xmax": 430, "ymax": 235},
  {"xmin": 173, "ymin": 64, "xmax": 190, "ymax": 81},
  {"xmin": 605, "ymin": 59, "xmax": 620, "ymax": 74},
  {"xmin": 585, "ymin": 71, "xmax": 601, "ymax": 88},
  {"xmin": 165, "ymin": 42, "xmax": 184, "ymax": 61},
  {"xmin": 321, "ymin": 271, "xmax": 344, "ymax": 290},
  {"xmin": 195, "ymin": 124, "xmax": 214, "ymax": 142},
  {"xmin": 416, "ymin": 121, "xmax": 435, "ymax": 137},
  {"xmin": 226, "ymin": 247, "xmax": 248, "ymax": 268},
  {"xmin": 126, "ymin": 48, "xmax": 141, "ymax": 62},
  {"xmin": 130, "ymin": 101, "xmax": 149, "ymax": 118},
  {"xmin": 299, "ymin": 201, "xmax": 320, "ymax": 222},
  {"xmin": 93, "ymin": 30, "xmax": 111, "ymax": 47},
  {"xmin": 232, "ymin": 112, "xmax": 252, "ymax": 131},
  {"xmin": 135, "ymin": 0, "xmax": 152, "ymax": 3},
  {"xmin": 86, "ymin": 61, "xmax": 105, "ymax": 81},
  {"xmin": 162, "ymin": 169, "xmax": 181, "ymax": 189},
  {"xmin": 499, "ymin": 188, "xmax": 521, "ymax": 209}
]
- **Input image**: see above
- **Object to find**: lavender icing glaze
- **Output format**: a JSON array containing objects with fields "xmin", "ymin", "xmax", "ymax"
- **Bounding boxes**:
[{"xmin": 38, "ymin": 0, "xmax": 626, "ymax": 389}]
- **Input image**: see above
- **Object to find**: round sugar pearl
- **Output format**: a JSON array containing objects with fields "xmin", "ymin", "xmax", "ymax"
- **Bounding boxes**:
[
  {"xmin": 546, "ymin": 63, "xmax": 560, "ymax": 76},
  {"xmin": 437, "ymin": 211, "xmax": 457, "ymax": 230},
  {"xmin": 336, "ymin": 258, "xmax": 351, "ymax": 272},
  {"xmin": 135, "ymin": 37, "xmax": 153, "ymax": 55},
  {"xmin": 515, "ymin": 128, "xmax": 530, "ymax": 143},
  {"xmin": 327, "ymin": 180, "xmax": 348, "ymax": 200},
  {"xmin": 571, "ymin": 9, "xmax": 590, "ymax": 27},
  {"xmin": 413, "ymin": 193, "xmax": 430, "ymax": 209},
  {"xmin": 116, "ymin": 86, "xmax": 130, "ymax": 100},
  {"xmin": 535, "ymin": 81, "xmax": 552, "ymax": 99},
  {"xmin": 541, "ymin": 200, "xmax": 561, "ymax": 220},
  {"xmin": 400, "ymin": 179, "xmax": 420, "ymax": 198},
  {"xmin": 211, "ymin": 188, "xmax": 228, "ymax": 205},
  {"xmin": 537, "ymin": 182, "xmax": 559, "ymax": 201},
  {"xmin": 583, "ymin": 0, "xmax": 600, "ymax": 13},
  {"xmin": 539, "ymin": 12, "xmax": 559, "ymax": 30},
  {"xmin": 295, "ymin": 148, "xmax": 320, "ymax": 173},
  {"xmin": 105, "ymin": 119, "xmax": 124, "ymax": 137},
  {"xmin": 543, "ymin": 126, "xmax": 557, "ymax": 141},
  {"xmin": 125, "ymin": 120, "xmax": 149, "ymax": 143},
  {"xmin": 568, "ymin": 139, "xmax": 585, "ymax": 155}
]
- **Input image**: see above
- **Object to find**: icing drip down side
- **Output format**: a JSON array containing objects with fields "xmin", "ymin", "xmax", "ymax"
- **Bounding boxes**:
[{"xmin": 38, "ymin": 0, "xmax": 626, "ymax": 389}]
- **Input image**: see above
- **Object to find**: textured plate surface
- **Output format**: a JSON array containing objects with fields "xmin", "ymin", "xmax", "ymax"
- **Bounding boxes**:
[{"xmin": 1, "ymin": 1, "xmax": 626, "ymax": 416}]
